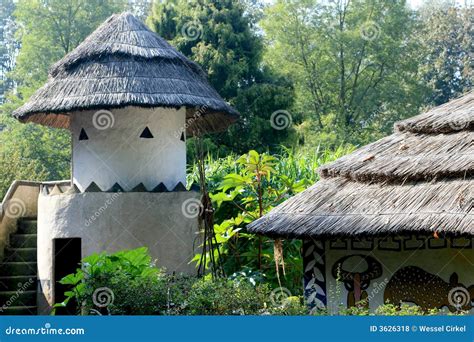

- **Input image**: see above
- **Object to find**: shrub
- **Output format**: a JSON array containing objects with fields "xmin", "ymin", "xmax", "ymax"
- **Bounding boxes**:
[
  {"xmin": 55, "ymin": 247, "xmax": 169, "ymax": 315},
  {"xmin": 184, "ymin": 277, "xmax": 271, "ymax": 315},
  {"xmin": 267, "ymin": 296, "xmax": 308, "ymax": 315}
]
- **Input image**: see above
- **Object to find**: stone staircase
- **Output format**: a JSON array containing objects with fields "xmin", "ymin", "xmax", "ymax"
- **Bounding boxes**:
[{"xmin": 0, "ymin": 219, "xmax": 37, "ymax": 315}]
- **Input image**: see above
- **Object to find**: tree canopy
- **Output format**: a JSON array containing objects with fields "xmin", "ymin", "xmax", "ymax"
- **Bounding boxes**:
[
  {"xmin": 0, "ymin": 0, "xmax": 472, "ymax": 198},
  {"xmin": 147, "ymin": 0, "xmax": 296, "ymax": 155}
]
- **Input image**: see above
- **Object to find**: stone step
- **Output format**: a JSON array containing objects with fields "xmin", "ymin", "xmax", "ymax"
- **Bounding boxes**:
[
  {"xmin": 0, "ymin": 262, "xmax": 37, "ymax": 276},
  {"xmin": 0, "ymin": 276, "xmax": 36, "ymax": 291},
  {"xmin": 0, "ymin": 290, "xmax": 36, "ymax": 307},
  {"xmin": 0, "ymin": 305, "xmax": 37, "ymax": 315},
  {"xmin": 4, "ymin": 248, "xmax": 37, "ymax": 262},
  {"xmin": 9, "ymin": 234, "xmax": 37, "ymax": 248},
  {"xmin": 17, "ymin": 220, "xmax": 37, "ymax": 235}
]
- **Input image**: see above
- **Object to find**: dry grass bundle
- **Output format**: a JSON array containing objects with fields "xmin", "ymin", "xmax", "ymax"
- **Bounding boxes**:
[{"xmin": 13, "ymin": 13, "xmax": 238, "ymax": 135}]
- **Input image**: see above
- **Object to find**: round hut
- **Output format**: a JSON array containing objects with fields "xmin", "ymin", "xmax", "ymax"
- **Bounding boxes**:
[
  {"xmin": 12, "ymin": 12, "xmax": 238, "ymax": 313},
  {"xmin": 249, "ymin": 92, "xmax": 473, "ymax": 313}
]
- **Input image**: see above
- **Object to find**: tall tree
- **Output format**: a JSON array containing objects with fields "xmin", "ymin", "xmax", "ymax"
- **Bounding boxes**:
[
  {"xmin": 417, "ymin": 1, "xmax": 473, "ymax": 105},
  {"xmin": 262, "ymin": 0, "xmax": 427, "ymax": 146},
  {"xmin": 147, "ymin": 0, "xmax": 296, "ymax": 155},
  {"xmin": 0, "ymin": 0, "xmax": 18, "ymax": 103}
]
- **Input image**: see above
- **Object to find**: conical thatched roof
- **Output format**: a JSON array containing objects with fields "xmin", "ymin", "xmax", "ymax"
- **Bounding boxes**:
[
  {"xmin": 248, "ymin": 91, "xmax": 474, "ymax": 238},
  {"xmin": 12, "ymin": 12, "xmax": 238, "ymax": 135}
]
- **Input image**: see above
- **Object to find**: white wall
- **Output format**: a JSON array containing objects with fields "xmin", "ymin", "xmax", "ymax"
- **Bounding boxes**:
[
  {"xmin": 37, "ymin": 190, "xmax": 200, "ymax": 313},
  {"xmin": 71, "ymin": 106, "xmax": 186, "ymax": 192}
]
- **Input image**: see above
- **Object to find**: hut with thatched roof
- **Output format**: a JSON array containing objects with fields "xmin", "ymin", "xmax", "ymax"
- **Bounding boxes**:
[
  {"xmin": 249, "ymin": 92, "xmax": 473, "ymax": 313},
  {"xmin": 7, "ymin": 12, "xmax": 238, "ymax": 314}
]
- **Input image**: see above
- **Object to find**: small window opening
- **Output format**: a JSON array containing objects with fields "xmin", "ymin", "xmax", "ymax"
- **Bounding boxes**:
[
  {"xmin": 140, "ymin": 127, "xmax": 154, "ymax": 139},
  {"xmin": 79, "ymin": 128, "xmax": 89, "ymax": 141}
]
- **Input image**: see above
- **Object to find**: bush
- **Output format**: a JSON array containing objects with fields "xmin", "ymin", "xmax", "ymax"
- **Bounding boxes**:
[
  {"xmin": 55, "ymin": 248, "xmax": 311, "ymax": 316},
  {"xmin": 55, "ymin": 247, "xmax": 169, "ymax": 315},
  {"xmin": 185, "ymin": 277, "xmax": 271, "ymax": 315},
  {"xmin": 56, "ymin": 248, "xmax": 458, "ymax": 316},
  {"xmin": 266, "ymin": 296, "xmax": 308, "ymax": 316}
]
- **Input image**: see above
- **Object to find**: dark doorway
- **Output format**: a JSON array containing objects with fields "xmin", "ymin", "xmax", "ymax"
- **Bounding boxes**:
[{"xmin": 53, "ymin": 238, "xmax": 81, "ymax": 315}]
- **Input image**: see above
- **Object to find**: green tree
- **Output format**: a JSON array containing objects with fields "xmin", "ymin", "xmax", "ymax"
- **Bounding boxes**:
[
  {"xmin": 0, "ymin": 0, "xmax": 18, "ymax": 103},
  {"xmin": 417, "ymin": 1, "xmax": 473, "ymax": 105},
  {"xmin": 147, "ymin": 0, "xmax": 296, "ymax": 155},
  {"xmin": 262, "ymin": 0, "xmax": 427, "ymax": 146}
]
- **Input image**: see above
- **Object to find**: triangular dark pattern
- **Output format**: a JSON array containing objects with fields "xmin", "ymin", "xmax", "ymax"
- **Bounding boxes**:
[
  {"xmin": 140, "ymin": 127, "xmax": 154, "ymax": 139},
  {"xmin": 152, "ymin": 182, "xmax": 169, "ymax": 192},
  {"xmin": 84, "ymin": 182, "xmax": 102, "ymax": 192},
  {"xmin": 180, "ymin": 132, "xmax": 185, "ymax": 142},
  {"xmin": 107, "ymin": 183, "xmax": 124, "ymax": 192},
  {"xmin": 79, "ymin": 128, "xmax": 89, "ymax": 140},
  {"xmin": 131, "ymin": 183, "xmax": 148, "ymax": 192},
  {"xmin": 173, "ymin": 182, "xmax": 187, "ymax": 192}
]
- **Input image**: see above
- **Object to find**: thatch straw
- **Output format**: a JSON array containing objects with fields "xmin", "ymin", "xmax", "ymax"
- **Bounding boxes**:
[
  {"xmin": 248, "ymin": 178, "xmax": 473, "ymax": 238},
  {"xmin": 319, "ymin": 130, "xmax": 473, "ymax": 183},
  {"xmin": 12, "ymin": 13, "xmax": 238, "ymax": 135},
  {"xmin": 249, "ymin": 91, "xmax": 474, "ymax": 238},
  {"xmin": 395, "ymin": 90, "xmax": 473, "ymax": 134}
]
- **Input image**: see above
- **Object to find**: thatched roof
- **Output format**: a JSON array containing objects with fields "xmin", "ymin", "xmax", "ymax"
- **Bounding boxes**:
[
  {"xmin": 248, "ymin": 91, "xmax": 474, "ymax": 238},
  {"xmin": 12, "ymin": 13, "xmax": 238, "ymax": 135}
]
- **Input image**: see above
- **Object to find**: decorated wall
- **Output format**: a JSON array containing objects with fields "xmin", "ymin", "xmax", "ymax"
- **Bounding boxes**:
[
  {"xmin": 71, "ymin": 106, "xmax": 186, "ymax": 192},
  {"xmin": 37, "ymin": 185, "xmax": 200, "ymax": 313},
  {"xmin": 303, "ymin": 236, "xmax": 474, "ymax": 314}
]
